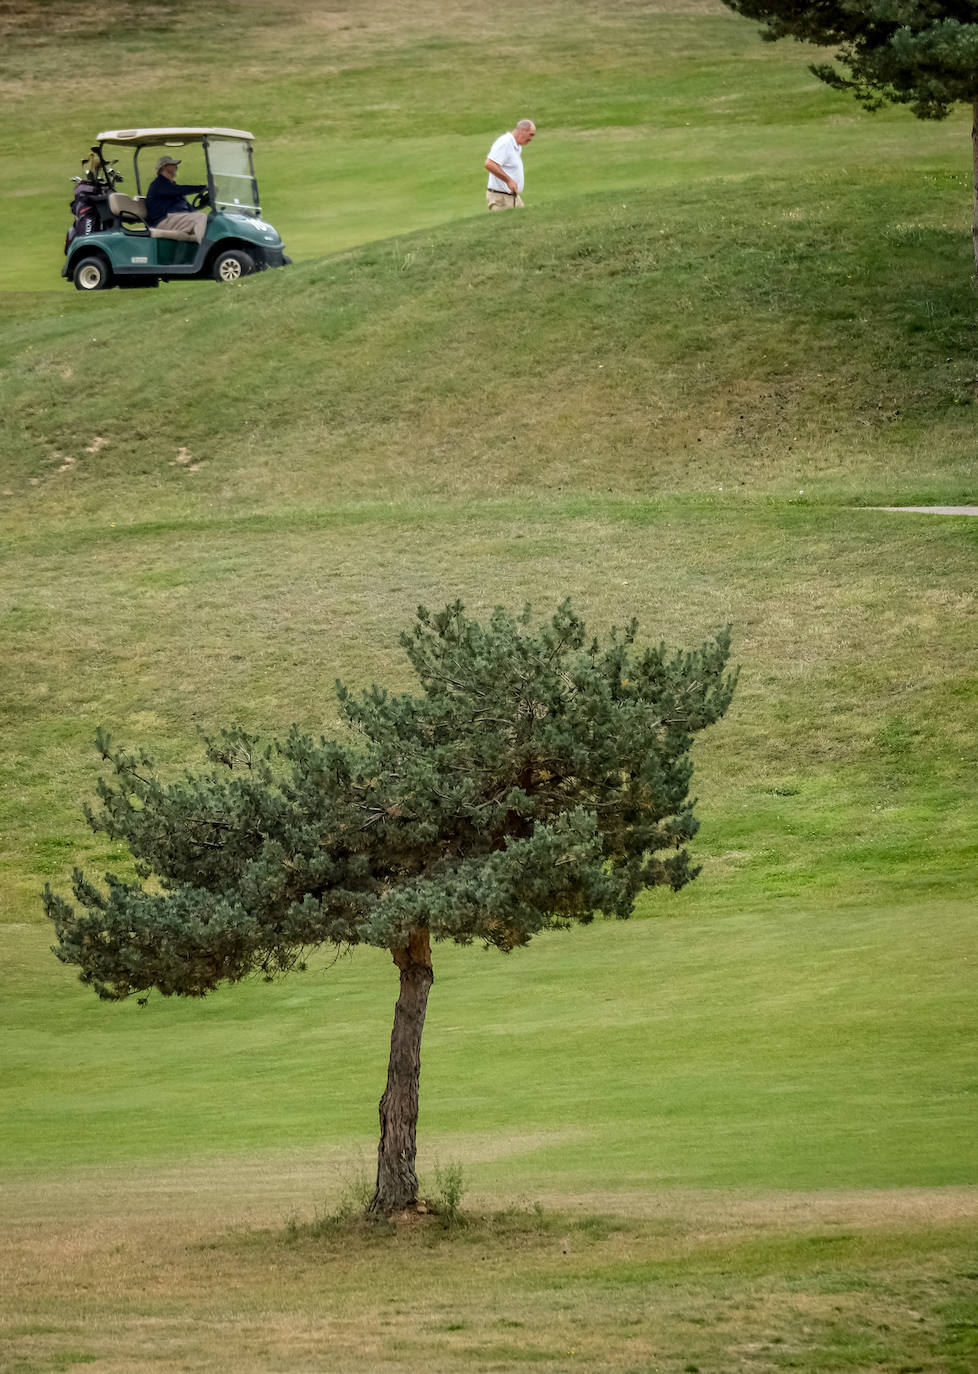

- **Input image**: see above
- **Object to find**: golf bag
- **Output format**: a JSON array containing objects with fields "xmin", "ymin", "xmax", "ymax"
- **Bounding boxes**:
[{"xmin": 65, "ymin": 178, "xmax": 100, "ymax": 254}]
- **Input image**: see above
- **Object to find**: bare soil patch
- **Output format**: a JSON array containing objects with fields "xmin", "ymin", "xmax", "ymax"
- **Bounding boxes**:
[{"xmin": 869, "ymin": 505, "xmax": 978, "ymax": 515}]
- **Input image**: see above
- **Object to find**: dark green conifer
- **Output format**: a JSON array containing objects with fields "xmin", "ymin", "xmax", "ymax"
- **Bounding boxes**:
[
  {"xmin": 721, "ymin": 1, "xmax": 978, "ymax": 269},
  {"xmin": 44, "ymin": 602, "xmax": 736, "ymax": 1215}
]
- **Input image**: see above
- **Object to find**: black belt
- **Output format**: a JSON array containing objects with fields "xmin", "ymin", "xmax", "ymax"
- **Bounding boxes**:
[{"xmin": 489, "ymin": 187, "xmax": 519, "ymax": 196}]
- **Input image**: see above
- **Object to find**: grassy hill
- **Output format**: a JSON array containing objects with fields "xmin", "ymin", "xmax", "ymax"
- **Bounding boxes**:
[
  {"xmin": 1, "ymin": 2, "xmax": 977, "ymax": 1371},
  {"xmin": 3, "ymin": 173, "xmax": 978, "ymax": 526}
]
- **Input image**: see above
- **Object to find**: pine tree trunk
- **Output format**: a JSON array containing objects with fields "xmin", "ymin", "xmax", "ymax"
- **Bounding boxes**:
[
  {"xmin": 972, "ymin": 98, "xmax": 978, "ymax": 277},
  {"xmin": 368, "ymin": 927, "xmax": 434, "ymax": 1215}
]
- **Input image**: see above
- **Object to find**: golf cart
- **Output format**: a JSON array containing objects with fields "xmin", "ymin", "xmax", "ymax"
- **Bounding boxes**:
[{"xmin": 62, "ymin": 127, "xmax": 291, "ymax": 290}]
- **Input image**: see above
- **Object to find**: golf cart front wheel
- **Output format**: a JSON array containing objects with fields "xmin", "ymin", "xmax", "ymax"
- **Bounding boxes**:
[
  {"xmin": 213, "ymin": 249, "xmax": 255, "ymax": 283},
  {"xmin": 73, "ymin": 256, "xmax": 111, "ymax": 291}
]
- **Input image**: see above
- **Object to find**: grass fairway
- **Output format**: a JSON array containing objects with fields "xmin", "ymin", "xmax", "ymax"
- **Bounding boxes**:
[{"xmin": 2, "ymin": 1, "xmax": 977, "ymax": 1370}]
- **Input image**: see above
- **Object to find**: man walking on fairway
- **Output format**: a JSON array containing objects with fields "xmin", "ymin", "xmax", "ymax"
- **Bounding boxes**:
[{"xmin": 485, "ymin": 119, "xmax": 536, "ymax": 210}]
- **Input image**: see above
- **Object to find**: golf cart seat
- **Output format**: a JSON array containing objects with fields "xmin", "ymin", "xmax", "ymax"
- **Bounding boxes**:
[
  {"xmin": 108, "ymin": 192, "xmax": 147, "ymax": 223},
  {"xmin": 107, "ymin": 192, "xmax": 198, "ymax": 241}
]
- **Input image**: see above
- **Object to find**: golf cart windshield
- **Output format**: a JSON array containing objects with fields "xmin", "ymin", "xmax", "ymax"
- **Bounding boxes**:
[{"xmin": 208, "ymin": 138, "xmax": 260, "ymax": 216}]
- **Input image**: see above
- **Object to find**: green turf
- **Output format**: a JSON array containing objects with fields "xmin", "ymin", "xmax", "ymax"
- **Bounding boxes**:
[
  {"xmin": 1, "ymin": 2, "xmax": 977, "ymax": 1369},
  {"xmin": 3, "ymin": 172, "xmax": 977, "ymax": 533},
  {"xmin": 4, "ymin": 893, "xmax": 976, "ymax": 1192}
]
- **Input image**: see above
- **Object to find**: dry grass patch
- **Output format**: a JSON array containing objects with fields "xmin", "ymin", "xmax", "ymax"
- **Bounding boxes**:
[{"xmin": 2, "ymin": 1171, "xmax": 976, "ymax": 1373}]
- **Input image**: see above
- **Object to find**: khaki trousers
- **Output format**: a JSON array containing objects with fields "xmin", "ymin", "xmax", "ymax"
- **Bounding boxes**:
[
  {"xmin": 154, "ymin": 210, "xmax": 208, "ymax": 243},
  {"xmin": 486, "ymin": 189, "xmax": 525, "ymax": 211}
]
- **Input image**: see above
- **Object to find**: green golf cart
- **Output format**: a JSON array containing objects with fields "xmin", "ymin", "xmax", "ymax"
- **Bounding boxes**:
[{"xmin": 62, "ymin": 127, "xmax": 291, "ymax": 291}]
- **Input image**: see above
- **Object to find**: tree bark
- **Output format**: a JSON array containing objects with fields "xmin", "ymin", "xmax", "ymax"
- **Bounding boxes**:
[
  {"xmin": 368, "ymin": 926, "xmax": 434, "ymax": 1215},
  {"xmin": 972, "ymin": 98, "xmax": 978, "ymax": 277}
]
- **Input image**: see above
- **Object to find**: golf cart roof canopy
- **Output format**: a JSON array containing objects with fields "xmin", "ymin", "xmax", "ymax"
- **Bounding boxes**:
[{"xmin": 97, "ymin": 127, "xmax": 255, "ymax": 147}]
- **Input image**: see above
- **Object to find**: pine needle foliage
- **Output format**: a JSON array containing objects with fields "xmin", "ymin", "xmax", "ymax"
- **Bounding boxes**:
[
  {"xmin": 43, "ymin": 600, "xmax": 735, "ymax": 1211},
  {"xmin": 44, "ymin": 601, "xmax": 735, "ymax": 1001}
]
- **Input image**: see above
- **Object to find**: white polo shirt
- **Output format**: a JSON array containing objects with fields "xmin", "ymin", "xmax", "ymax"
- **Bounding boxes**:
[{"xmin": 486, "ymin": 131, "xmax": 524, "ymax": 193}]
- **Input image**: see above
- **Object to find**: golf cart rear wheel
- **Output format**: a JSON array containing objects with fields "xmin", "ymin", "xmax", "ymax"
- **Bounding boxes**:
[
  {"xmin": 73, "ymin": 255, "xmax": 111, "ymax": 291},
  {"xmin": 213, "ymin": 249, "xmax": 255, "ymax": 283}
]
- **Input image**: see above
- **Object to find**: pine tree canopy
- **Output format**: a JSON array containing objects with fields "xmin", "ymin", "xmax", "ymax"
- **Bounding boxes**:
[
  {"xmin": 44, "ymin": 602, "xmax": 736, "ymax": 1003},
  {"xmin": 722, "ymin": 2, "xmax": 978, "ymax": 117}
]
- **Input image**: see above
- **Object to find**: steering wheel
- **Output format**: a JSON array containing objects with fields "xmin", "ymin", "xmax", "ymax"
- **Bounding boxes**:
[{"xmin": 190, "ymin": 189, "xmax": 210, "ymax": 210}]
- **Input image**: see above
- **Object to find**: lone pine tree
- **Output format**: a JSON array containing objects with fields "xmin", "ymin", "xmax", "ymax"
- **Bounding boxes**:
[
  {"xmin": 722, "ymin": 1, "xmax": 978, "ymax": 270},
  {"xmin": 44, "ymin": 602, "xmax": 736, "ymax": 1216}
]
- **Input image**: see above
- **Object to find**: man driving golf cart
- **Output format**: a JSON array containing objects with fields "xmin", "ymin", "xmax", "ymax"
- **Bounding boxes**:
[
  {"xmin": 62, "ymin": 127, "xmax": 291, "ymax": 291},
  {"xmin": 146, "ymin": 155, "xmax": 208, "ymax": 241}
]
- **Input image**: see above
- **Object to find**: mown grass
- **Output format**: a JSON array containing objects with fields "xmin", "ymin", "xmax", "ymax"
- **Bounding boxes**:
[
  {"xmin": 3, "ymin": 172, "xmax": 976, "ymax": 535},
  {"xmin": 2, "ymin": 1180, "xmax": 977, "ymax": 1373},
  {"xmin": 2, "ymin": 0, "xmax": 977, "ymax": 1370},
  {"xmin": 4, "ymin": 892, "xmax": 976, "ymax": 1189}
]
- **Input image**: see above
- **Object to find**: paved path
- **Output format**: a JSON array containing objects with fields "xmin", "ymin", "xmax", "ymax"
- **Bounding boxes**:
[{"xmin": 868, "ymin": 505, "xmax": 978, "ymax": 515}]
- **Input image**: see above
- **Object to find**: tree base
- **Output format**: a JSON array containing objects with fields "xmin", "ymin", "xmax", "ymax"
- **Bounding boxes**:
[{"xmin": 382, "ymin": 1200, "xmax": 436, "ymax": 1227}]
